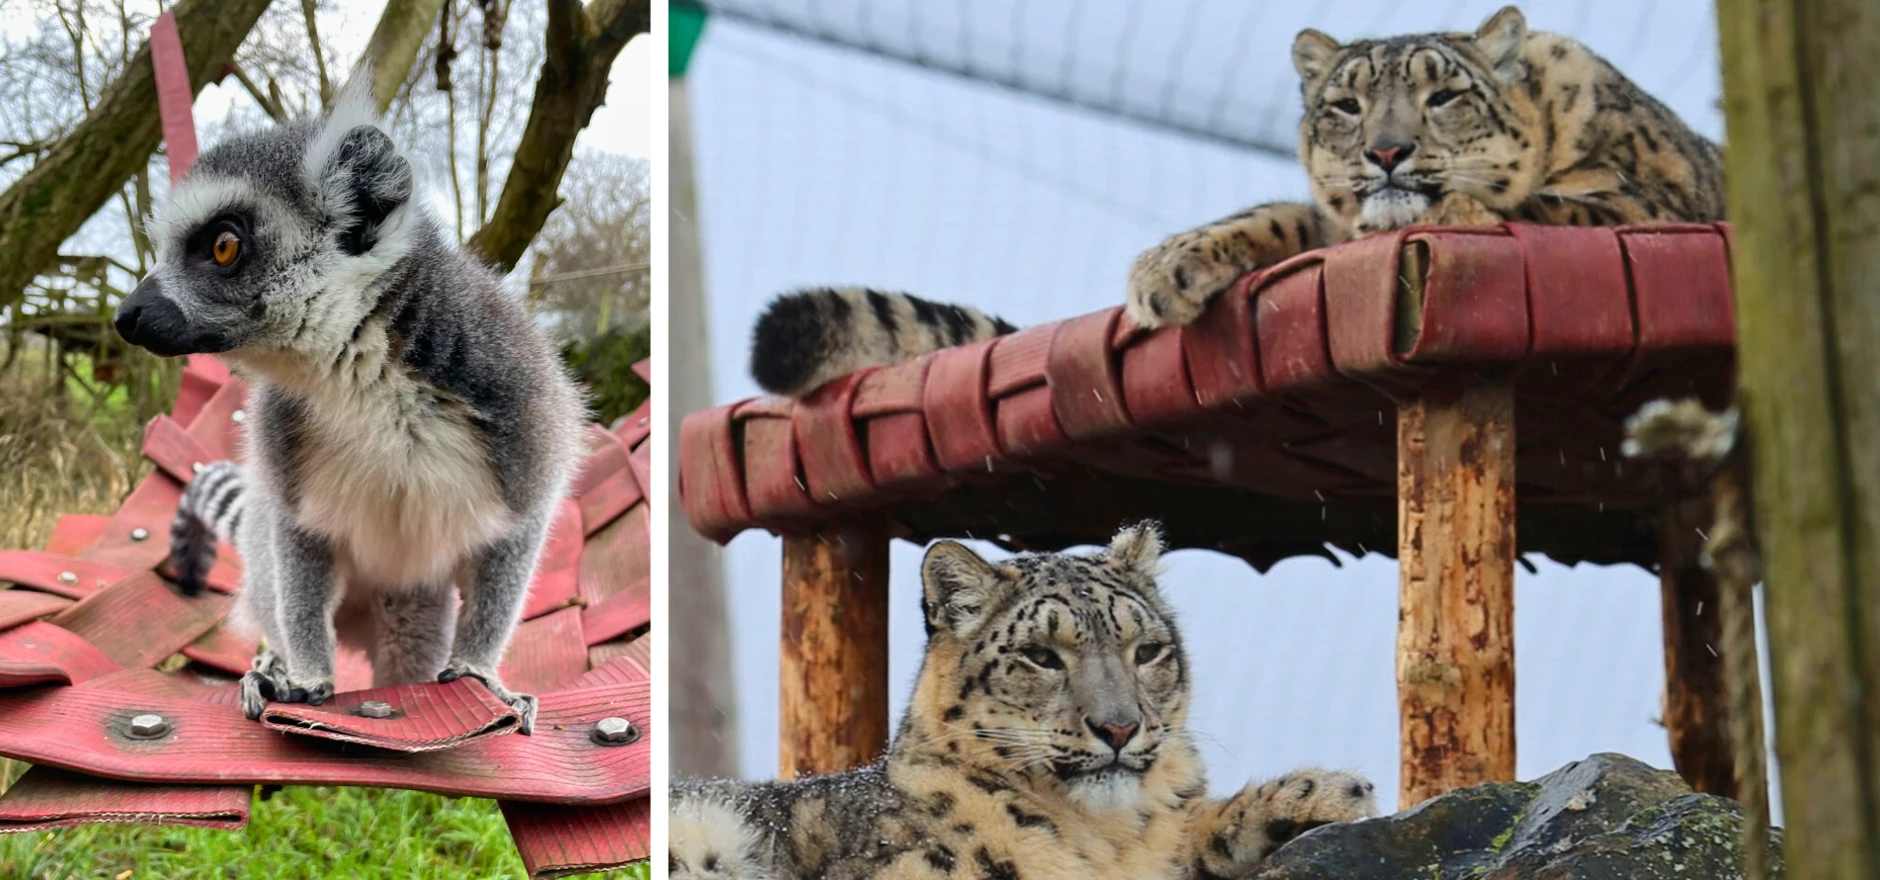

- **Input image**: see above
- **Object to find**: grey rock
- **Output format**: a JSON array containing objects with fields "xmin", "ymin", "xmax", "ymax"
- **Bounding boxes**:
[{"xmin": 1253, "ymin": 753, "xmax": 1783, "ymax": 880}]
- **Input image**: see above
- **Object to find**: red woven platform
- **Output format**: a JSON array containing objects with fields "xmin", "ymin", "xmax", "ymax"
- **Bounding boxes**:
[
  {"xmin": 681, "ymin": 223, "xmax": 1737, "ymax": 569},
  {"xmin": 0, "ymin": 355, "xmax": 654, "ymax": 877}
]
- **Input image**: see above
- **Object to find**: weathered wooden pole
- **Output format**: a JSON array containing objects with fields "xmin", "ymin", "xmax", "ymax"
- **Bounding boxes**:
[
  {"xmin": 1717, "ymin": 0, "xmax": 1880, "ymax": 874},
  {"xmin": 1396, "ymin": 377, "xmax": 1518, "ymax": 807},
  {"xmin": 1659, "ymin": 499, "xmax": 1739, "ymax": 798},
  {"xmin": 780, "ymin": 520, "xmax": 891, "ymax": 778}
]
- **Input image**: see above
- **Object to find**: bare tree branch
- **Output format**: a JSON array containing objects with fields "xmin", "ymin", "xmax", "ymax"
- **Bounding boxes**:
[
  {"xmin": 0, "ymin": 141, "xmax": 51, "ymax": 170},
  {"xmin": 299, "ymin": 0, "xmax": 334, "ymax": 111},
  {"xmin": 56, "ymin": 1, "xmax": 93, "ymax": 111},
  {"xmin": 467, "ymin": 0, "xmax": 650, "ymax": 272},
  {"xmin": 229, "ymin": 63, "xmax": 290, "ymax": 122}
]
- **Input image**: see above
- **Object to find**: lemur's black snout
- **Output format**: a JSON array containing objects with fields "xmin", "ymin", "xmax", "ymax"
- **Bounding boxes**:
[{"xmin": 115, "ymin": 276, "xmax": 230, "ymax": 357}]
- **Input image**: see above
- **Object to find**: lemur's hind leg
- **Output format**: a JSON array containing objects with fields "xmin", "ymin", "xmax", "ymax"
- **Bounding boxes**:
[
  {"xmin": 239, "ymin": 516, "xmax": 339, "ymax": 719},
  {"xmin": 1190, "ymin": 768, "xmax": 1378, "ymax": 877},
  {"xmin": 371, "ymin": 582, "xmax": 456, "ymax": 687},
  {"xmin": 439, "ymin": 508, "xmax": 551, "ymax": 733}
]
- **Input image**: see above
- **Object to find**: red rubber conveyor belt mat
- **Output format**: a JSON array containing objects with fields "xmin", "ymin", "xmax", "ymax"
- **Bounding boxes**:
[
  {"xmin": 0, "ymin": 355, "xmax": 656, "ymax": 878},
  {"xmin": 680, "ymin": 222, "xmax": 1739, "ymax": 571}
]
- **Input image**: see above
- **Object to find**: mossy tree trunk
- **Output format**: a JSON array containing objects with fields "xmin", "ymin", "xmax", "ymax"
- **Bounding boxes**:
[{"xmin": 1716, "ymin": 0, "xmax": 1880, "ymax": 875}]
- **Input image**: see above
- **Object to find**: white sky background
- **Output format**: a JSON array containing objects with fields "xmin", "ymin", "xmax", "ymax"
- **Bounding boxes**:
[
  {"xmin": 0, "ymin": 1, "xmax": 653, "ymax": 276},
  {"xmin": 687, "ymin": 0, "xmax": 1742, "ymax": 812}
]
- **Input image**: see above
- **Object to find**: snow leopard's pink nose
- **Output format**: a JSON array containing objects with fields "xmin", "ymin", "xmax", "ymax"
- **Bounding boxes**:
[
  {"xmin": 1089, "ymin": 719, "xmax": 1139, "ymax": 751},
  {"xmin": 1366, "ymin": 142, "xmax": 1415, "ymax": 171}
]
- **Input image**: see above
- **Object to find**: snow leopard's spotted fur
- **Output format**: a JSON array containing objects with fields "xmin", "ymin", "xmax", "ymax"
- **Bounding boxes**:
[{"xmin": 670, "ymin": 523, "xmax": 1377, "ymax": 879}]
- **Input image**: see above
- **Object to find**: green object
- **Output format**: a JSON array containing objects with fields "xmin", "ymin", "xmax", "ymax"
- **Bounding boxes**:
[
  {"xmin": 0, "ymin": 784, "xmax": 650, "ymax": 878},
  {"xmin": 671, "ymin": 1, "xmax": 707, "ymax": 78}
]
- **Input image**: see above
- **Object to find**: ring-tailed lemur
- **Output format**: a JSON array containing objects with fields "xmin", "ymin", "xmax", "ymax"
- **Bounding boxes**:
[{"xmin": 117, "ymin": 79, "xmax": 585, "ymax": 733}]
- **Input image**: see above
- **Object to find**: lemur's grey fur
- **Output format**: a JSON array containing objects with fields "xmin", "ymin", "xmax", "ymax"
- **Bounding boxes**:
[{"xmin": 119, "ymin": 79, "xmax": 584, "ymax": 733}]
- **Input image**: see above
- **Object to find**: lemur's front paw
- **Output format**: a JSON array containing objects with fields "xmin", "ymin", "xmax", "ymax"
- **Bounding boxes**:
[
  {"xmin": 1126, "ymin": 231, "xmax": 1245, "ymax": 330},
  {"xmin": 439, "ymin": 663, "xmax": 538, "ymax": 735},
  {"xmin": 1200, "ymin": 769, "xmax": 1378, "ymax": 875},
  {"xmin": 239, "ymin": 669, "xmax": 335, "ymax": 720}
]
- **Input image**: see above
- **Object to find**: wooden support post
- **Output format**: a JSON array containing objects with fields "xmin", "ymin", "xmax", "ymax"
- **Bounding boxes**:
[
  {"xmin": 780, "ymin": 520, "xmax": 891, "ymax": 779},
  {"xmin": 1658, "ymin": 499, "xmax": 1738, "ymax": 798},
  {"xmin": 1396, "ymin": 378, "xmax": 1517, "ymax": 807},
  {"xmin": 667, "ymin": 74, "xmax": 740, "ymax": 778},
  {"xmin": 1719, "ymin": 0, "xmax": 1880, "ymax": 873}
]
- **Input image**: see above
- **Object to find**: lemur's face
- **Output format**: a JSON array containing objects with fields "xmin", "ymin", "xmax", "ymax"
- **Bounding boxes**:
[{"xmin": 116, "ymin": 109, "xmax": 413, "ymax": 359}]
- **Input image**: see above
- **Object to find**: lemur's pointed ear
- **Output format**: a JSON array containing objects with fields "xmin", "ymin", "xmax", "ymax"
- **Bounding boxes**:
[
  {"xmin": 322, "ymin": 125, "xmax": 412, "ymax": 255},
  {"xmin": 1106, "ymin": 520, "xmax": 1164, "ymax": 579},
  {"xmin": 1473, "ymin": 5, "xmax": 1528, "ymax": 82},
  {"xmin": 921, "ymin": 540, "xmax": 1005, "ymax": 638}
]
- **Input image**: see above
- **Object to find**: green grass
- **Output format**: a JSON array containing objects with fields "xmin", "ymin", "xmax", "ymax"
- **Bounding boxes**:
[{"xmin": 0, "ymin": 786, "xmax": 649, "ymax": 879}]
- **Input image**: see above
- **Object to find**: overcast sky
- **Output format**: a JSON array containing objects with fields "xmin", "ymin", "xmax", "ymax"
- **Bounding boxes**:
[{"xmin": 685, "ymin": 0, "xmax": 1760, "ymax": 813}]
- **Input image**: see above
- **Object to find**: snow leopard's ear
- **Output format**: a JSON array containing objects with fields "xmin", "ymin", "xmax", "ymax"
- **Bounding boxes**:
[
  {"xmin": 1292, "ymin": 28, "xmax": 1342, "ymax": 92},
  {"xmin": 1106, "ymin": 520, "xmax": 1164, "ymax": 581},
  {"xmin": 922, "ymin": 540, "xmax": 1006, "ymax": 639},
  {"xmin": 1472, "ymin": 5, "xmax": 1529, "ymax": 83}
]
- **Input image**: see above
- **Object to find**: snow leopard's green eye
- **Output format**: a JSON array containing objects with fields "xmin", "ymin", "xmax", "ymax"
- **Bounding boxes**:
[{"xmin": 1135, "ymin": 642, "xmax": 1167, "ymax": 665}]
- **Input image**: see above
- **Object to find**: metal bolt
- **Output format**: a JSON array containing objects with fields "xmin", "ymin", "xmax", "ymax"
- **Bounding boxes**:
[
  {"xmin": 591, "ymin": 716, "xmax": 639, "ymax": 745},
  {"xmin": 128, "ymin": 713, "xmax": 170, "ymax": 738},
  {"xmin": 130, "ymin": 527, "xmax": 149, "ymax": 541},
  {"xmin": 357, "ymin": 701, "xmax": 393, "ymax": 719},
  {"xmin": 57, "ymin": 571, "xmax": 77, "ymax": 585},
  {"xmin": 231, "ymin": 409, "xmax": 246, "ymax": 424},
  {"xmin": 191, "ymin": 462, "xmax": 204, "ymax": 474}
]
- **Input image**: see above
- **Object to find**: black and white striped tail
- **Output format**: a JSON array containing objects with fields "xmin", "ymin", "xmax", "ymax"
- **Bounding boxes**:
[
  {"xmin": 749, "ymin": 287, "xmax": 1017, "ymax": 397},
  {"xmin": 170, "ymin": 460, "xmax": 245, "ymax": 596}
]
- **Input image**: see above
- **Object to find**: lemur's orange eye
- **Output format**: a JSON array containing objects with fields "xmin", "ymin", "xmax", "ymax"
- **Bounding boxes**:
[{"xmin": 212, "ymin": 231, "xmax": 241, "ymax": 268}]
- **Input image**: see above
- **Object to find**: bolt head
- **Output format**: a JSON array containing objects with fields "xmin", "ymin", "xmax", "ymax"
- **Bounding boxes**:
[
  {"xmin": 130, "ymin": 527, "xmax": 149, "ymax": 541},
  {"xmin": 592, "ymin": 716, "xmax": 638, "ymax": 744},
  {"xmin": 57, "ymin": 571, "xmax": 77, "ymax": 584},
  {"xmin": 191, "ymin": 462, "xmax": 204, "ymax": 474},
  {"xmin": 231, "ymin": 409, "xmax": 246, "ymax": 423},
  {"xmin": 357, "ymin": 700, "xmax": 393, "ymax": 719},
  {"xmin": 129, "ymin": 713, "xmax": 170, "ymax": 738}
]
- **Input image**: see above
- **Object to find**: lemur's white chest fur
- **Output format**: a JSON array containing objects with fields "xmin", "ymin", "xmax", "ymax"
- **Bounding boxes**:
[{"xmin": 243, "ymin": 321, "xmax": 512, "ymax": 588}]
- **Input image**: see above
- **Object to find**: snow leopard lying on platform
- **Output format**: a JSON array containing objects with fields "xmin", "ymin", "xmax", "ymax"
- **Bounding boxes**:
[
  {"xmin": 747, "ymin": 5, "xmax": 1723, "ymax": 398},
  {"xmin": 670, "ymin": 522, "xmax": 1377, "ymax": 879}
]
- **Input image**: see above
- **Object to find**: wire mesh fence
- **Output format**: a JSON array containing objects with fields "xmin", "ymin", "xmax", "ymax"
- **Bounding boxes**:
[{"xmin": 686, "ymin": 0, "xmax": 1739, "ymax": 810}]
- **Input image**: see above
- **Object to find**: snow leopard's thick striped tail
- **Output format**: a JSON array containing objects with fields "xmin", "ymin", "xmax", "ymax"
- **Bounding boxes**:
[
  {"xmin": 170, "ymin": 460, "xmax": 245, "ymax": 596},
  {"xmin": 749, "ymin": 287, "xmax": 1017, "ymax": 398}
]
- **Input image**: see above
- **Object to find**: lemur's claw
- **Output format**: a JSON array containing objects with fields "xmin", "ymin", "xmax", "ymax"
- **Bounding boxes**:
[
  {"xmin": 239, "ymin": 671, "xmax": 270, "ymax": 721},
  {"xmin": 240, "ymin": 664, "xmax": 335, "ymax": 721},
  {"xmin": 440, "ymin": 663, "xmax": 538, "ymax": 735}
]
